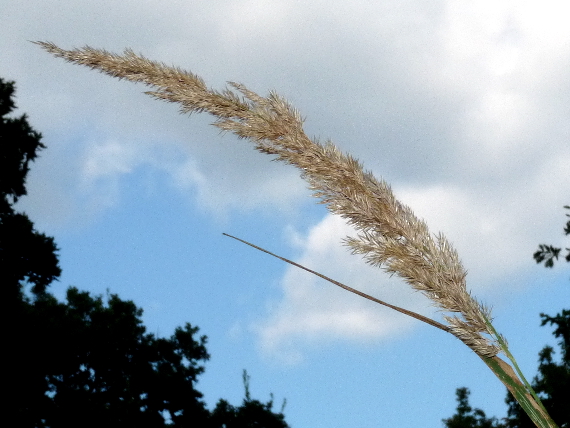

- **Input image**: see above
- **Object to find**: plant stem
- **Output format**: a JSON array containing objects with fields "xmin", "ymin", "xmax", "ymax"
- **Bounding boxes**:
[
  {"xmin": 222, "ymin": 233, "xmax": 449, "ymax": 332},
  {"xmin": 482, "ymin": 316, "xmax": 552, "ymax": 421},
  {"xmin": 481, "ymin": 355, "xmax": 558, "ymax": 428}
]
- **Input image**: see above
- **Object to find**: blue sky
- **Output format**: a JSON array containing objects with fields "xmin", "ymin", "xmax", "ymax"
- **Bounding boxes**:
[{"xmin": 2, "ymin": 1, "xmax": 570, "ymax": 427}]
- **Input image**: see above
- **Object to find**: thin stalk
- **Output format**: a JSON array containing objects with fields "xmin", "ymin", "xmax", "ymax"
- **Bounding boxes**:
[{"xmin": 222, "ymin": 233, "xmax": 450, "ymax": 333}]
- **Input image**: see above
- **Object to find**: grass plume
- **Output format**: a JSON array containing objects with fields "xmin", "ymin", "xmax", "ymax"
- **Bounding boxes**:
[{"xmin": 36, "ymin": 41, "xmax": 559, "ymax": 428}]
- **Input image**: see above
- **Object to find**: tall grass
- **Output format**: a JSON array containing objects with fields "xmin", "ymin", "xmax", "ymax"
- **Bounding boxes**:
[{"xmin": 36, "ymin": 42, "xmax": 559, "ymax": 428}]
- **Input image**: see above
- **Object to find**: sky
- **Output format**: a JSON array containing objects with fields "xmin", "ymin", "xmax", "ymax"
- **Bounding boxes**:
[{"xmin": 2, "ymin": 1, "xmax": 570, "ymax": 427}]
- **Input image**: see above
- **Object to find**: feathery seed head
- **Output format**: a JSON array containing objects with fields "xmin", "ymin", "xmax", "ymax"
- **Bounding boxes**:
[{"xmin": 37, "ymin": 41, "xmax": 500, "ymax": 357}]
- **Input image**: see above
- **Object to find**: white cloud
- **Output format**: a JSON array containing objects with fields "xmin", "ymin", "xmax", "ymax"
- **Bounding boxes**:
[
  {"xmin": 170, "ymin": 146, "xmax": 308, "ymax": 220},
  {"xmin": 81, "ymin": 139, "xmax": 139, "ymax": 181}
]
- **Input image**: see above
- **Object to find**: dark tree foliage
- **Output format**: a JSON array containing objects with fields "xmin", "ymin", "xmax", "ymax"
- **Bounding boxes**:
[
  {"xmin": 17, "ymin": 288, "xmax": 211, "ymax": 428},
  {"xmin": 210, "ymin": 371, "xmax": 289, "ymax": 428},
  {"xmin": 533, "ymin": 206, "xmax": 570, "ymax": 268},
  {"xmin": 4, "ymin": 76, "xmax": 290, "ymax": 428},
  {"xmin": 443, "ymin": 388, "xmax": 503, "ymax": 428},
  {"xmin": 0, "ymin": 77, "xmax": 61, "ymax": 298},
  {"xmin": 3, "ymin": 75, "xmax": 64, "ymax": 425},
  {"xmin": 16, "ymin": 287, "xmax": 290, "ymax": 428},
  {"xmin": 0, "ymin": 79, "xmax": 44, "ymax": 205},
  {"xmin": 211, "ymin": 399, "xmax": 289, "ymax": 428}
]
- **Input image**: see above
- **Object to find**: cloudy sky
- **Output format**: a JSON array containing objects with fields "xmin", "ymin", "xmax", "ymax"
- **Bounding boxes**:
[{"xmin": 2, "ymin": 1, "xmax": 569, "ymax": 427}]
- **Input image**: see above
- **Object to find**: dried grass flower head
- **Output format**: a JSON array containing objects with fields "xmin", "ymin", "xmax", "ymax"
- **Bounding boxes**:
[
  {"xmin": 35, "ymin": 41, "xmax": 500, "ymax": 358},
  {"xmin": 38, "ymin": 41, "xmax": 563, "ymax": 428}
]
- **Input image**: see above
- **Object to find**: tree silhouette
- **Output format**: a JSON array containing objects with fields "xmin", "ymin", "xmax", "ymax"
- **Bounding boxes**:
[
  {"xmin": 23, "ymin": 288, "xmax": 211, "ymax": 428},
  {"xmin": 2, "ymin": 76, "xmax": 63, "ymax": 425},
  {"xmin": 0, "ymin": 78, "xmax": 61, "ymax": 299},
  {"xmin": 210, "ymin": 371, "xmax": 289, "ymax": 428},
  {"xmin": 17, "ymin": 287, "xmax": 290, "ymax": 428},
  {"xmin": 533, "ymin": 206, "xmax": 570, "ymax": 268},
  {"xmin": 442, "ymin": 388, "xmax": 503, "ymax": 428}
]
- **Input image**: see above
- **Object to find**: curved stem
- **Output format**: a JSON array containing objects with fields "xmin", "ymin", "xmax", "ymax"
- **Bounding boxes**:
[
  {"xmin": 223, "ymin": 233, "xmax": 449, "ymax": 332},
  {"xmin": 481, "ymin": 355, "xmax": 558, "ymax": 428}
]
